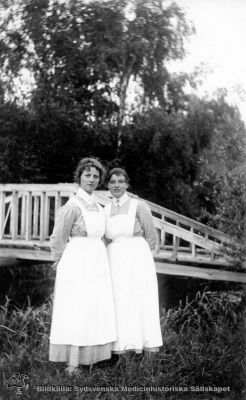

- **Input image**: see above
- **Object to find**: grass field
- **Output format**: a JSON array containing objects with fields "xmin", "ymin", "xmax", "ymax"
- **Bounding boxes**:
[{"xmin": 0, "ymin": 290, "xmax": 245, "ymax": 400}]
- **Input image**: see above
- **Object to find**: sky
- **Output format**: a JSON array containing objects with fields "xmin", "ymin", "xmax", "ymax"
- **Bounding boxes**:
[{"xmin": 169, "ymin": 0, "xmax": 246, "ymax": 121}]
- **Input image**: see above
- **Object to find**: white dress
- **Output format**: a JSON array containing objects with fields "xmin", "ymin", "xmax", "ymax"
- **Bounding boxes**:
[
  {"xmin": 104, "ymin": 197, "xmax": 163, "ymax": 353},
  {"xmin": 49, "ymin": 194, "xmax": 117, "ymax": 365}
]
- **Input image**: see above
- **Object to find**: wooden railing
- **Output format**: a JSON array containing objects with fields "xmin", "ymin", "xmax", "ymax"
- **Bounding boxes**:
[
  {"xmin": 143, "ymin": 198, "xmax": 232, "ymax": 261},
  {"xmin": 0, "ymin": 184, "xmax": 77, "ymax": 244},
  {"xmin": 0, "ymin": 184, "xmax": 233, "ymax": 264}
]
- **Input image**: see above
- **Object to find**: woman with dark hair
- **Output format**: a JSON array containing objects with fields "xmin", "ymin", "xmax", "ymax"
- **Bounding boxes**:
[
  {"xmin": 49, "ymin": 158, "xmax": 116, "ymax": 375},
  {"xmin": 104, "ymin": 167, "xmax": 163, "ymax": 355}
]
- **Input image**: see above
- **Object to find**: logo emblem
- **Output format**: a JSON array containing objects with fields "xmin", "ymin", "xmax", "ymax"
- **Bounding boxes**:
[{"xmin": 5, "ymin": 372, "xmax": 30, "ymax": 395}]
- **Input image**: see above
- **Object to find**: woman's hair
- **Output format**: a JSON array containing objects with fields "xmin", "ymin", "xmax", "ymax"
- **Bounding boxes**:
[
  {"xmin": 107, "ymin": 167, "xmax": 130, "ymax": 184},
  {"xmin": 74, "ymin": 157, "xmax": 106, "ymax": 185}
]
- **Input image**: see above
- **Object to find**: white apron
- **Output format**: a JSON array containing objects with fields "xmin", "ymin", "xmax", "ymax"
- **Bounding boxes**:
[
  {"xmin": 50, "ymin": 197, "xmax": 117, "ymax": 346},
  {"xmin": 105, "ymin": 199, "xmax": 163, "ymax": 353}
]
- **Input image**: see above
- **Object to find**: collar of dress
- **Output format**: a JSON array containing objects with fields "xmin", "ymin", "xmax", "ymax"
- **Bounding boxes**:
[
  {"xmin": 112, "ymin": 192, "xmax": 129, "ymax": 206},
  {"xmin": 77, "ymin": 187, "xmax": 95, "ymax": 204}
]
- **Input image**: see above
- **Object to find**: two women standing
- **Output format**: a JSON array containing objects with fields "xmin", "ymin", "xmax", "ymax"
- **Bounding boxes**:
[{"xmin": 49, "ymin": 158, "xmax": 162, "ymax": 374}]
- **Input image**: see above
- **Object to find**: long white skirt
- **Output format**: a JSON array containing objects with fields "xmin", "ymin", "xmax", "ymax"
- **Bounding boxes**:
[
  {"xmin": 49, "ymin": 237, "xmax": 116, "ymax": 361},
  {"xmin": 107, "ymin": 237, "xmax": 163, "ymax": 353}
]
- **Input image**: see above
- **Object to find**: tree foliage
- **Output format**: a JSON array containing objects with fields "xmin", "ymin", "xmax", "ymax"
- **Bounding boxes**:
[
  {"xmin": 191, "ymin": 93, "xmax": 246, "ymax": 217},
  {"xmin": 0, "ymin": 0, "xmax": 193, "ymax": 142},
  {"xmin": 0, "ymin": 0, "xmax": 245, "ymax": 227},
  {"xmin": 0, "ymin": 0, "xmax": 193, "ymax": 180}
]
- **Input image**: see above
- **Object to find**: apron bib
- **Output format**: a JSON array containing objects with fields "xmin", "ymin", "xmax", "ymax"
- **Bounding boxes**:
[
  {"xmin": 105, "ymin": 199, "xmax": 137, "ymax": 240},
  {"xmin": 69, "ymin": 197, "xmax": 105, "ymax": 238}
]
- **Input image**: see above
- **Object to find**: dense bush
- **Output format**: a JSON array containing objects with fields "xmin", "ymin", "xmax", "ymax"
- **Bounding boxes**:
[
  {"xmin": 166, "ymin": 290, "xmax": 246, "ymax": 334},
  {"xmin": 199, "ymin": 167, "xmax": 246, "ymax": 270}
]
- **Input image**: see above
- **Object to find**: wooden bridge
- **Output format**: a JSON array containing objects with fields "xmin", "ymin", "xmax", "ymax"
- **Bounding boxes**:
[{"xmin": 0, "ymin": 184, "xmax": 245, "ymax": 283}]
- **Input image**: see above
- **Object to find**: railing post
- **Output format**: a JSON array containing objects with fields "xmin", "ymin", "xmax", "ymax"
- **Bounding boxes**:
[
  {"xmin": 172, "ymin": 237, "xmax": 178, "ymax": 258},
  {"xmin": 172, "ymin": 222, "xmax": 180, "ymax": 259},
  {"xmin": 26, "ymin": 191, "xmax": 32, "ymax": 241},
  {"xmin": 40, "ymin": 191, "xmax": 47, "ymax": 242},
  {"xmin": 155, "ymin": 228, "xmax": 161, "ymax": 254},
  {"xmin": 205, "ymin": 233, "xmax": 209, "ymax": 256},
  {"xmin": 0, "ymin": 190, "xmax": 6, "ymax": 240},
  {"xmin": 44, "ymin": 195, "xmax": 50, "ymax": 239},
  {"xmin": 10, "ymin": 191, "xmax": 18, "ymax": 240},
  {"xmin": 161, "ymin": 215, "xmax": 166, "ymax": 248},
  {"xmin": 55, "ymin": 191, "xmax": 61, "ymax": 214},
  {"xmin": 191, "ymin": 227, "xmax": 196, "ymax": 258},
  {"xmin": 20, "ymin": 193, "xmax": 26, "ymax": 238},
  {"xmin": 33, "ymin": 196, "xmax": 39, "ymax": 237}
]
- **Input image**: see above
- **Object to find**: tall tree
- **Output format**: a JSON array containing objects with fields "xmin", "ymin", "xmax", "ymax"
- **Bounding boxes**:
[{"xmin": 0, "ymin": 0, "xmax": 193, "ymax": 156}]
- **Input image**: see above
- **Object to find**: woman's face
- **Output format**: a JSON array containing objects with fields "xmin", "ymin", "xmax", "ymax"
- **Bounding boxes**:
[
  {"xmin": 108, "ymin": 174, "xmax": 128, "ymax": 199},
  {"xmin": 80, "ymin": 167, "xmax": 100, "ymax": 194}
]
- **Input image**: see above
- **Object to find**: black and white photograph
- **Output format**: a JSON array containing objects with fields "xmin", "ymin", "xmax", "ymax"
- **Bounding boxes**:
[{"xmin": 0, "ymin": 0, "xmax": 245, "ymax": 399}]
